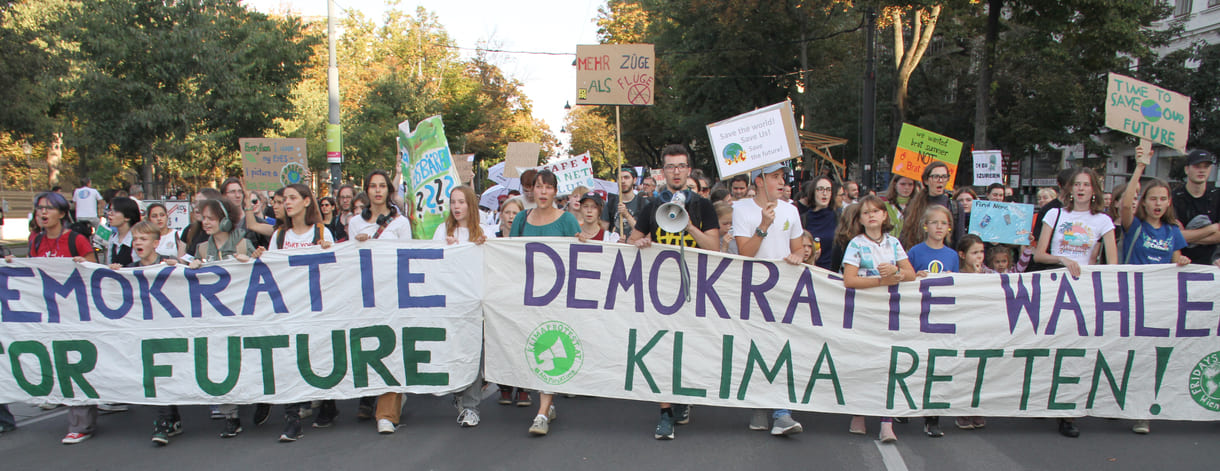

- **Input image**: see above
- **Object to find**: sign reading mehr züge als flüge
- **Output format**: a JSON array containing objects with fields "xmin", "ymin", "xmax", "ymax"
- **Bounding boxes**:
[{"xmin": 576, "ymin": 44, "xmax": 655, "ymax": 106}]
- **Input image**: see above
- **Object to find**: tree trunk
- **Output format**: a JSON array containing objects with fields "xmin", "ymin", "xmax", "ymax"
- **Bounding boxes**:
[
  {"xmin": 973, "ymin": 0, "xmax": 1001, "ymax": 149},
  {"xmin": 892, "ymin": 6, "xmax": 942, "ymax": 143}
]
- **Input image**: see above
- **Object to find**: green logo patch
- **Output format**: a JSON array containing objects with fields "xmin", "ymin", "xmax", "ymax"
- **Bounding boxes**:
[
  {"xmin": 525, "ymin": 321, "xmax": 584, "ymax": 385},
  {"xmin": 1189, "ymin": 351, "xmax": 1220, "ymax": 412}
]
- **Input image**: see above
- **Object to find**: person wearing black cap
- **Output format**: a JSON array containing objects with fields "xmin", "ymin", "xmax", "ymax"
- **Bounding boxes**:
[
  {"xmin": 578, "ymin": 192, "xmax": 620, "ymax": 243},
  {"xmin": 1172, "ymin": 149, "xmax": 1220, "ymax": 265}
]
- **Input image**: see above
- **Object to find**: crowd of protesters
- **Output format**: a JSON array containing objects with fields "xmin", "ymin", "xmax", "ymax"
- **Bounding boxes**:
[{"xmin": 2, "ymin": 145, "xmax": 1218, "ymax": 445}]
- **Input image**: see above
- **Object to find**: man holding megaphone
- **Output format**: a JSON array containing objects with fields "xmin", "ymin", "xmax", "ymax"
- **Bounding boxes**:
[
  {"xmin": 627, "ymin": 144, "xmax": 721, "ymax": 440},
  {"xmin": 733, "ymin": 161, "xmax": 807, "ymax": 437}
]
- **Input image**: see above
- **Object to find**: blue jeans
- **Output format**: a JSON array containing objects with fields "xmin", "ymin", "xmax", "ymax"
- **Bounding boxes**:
[{"xmin": 0, "ymin": 404, "xmax": 17, "ymax": 430}]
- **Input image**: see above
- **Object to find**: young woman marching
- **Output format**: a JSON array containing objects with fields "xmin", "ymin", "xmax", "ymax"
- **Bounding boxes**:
[
  {"xmin": 841, "ymin": 195, "xmax": 916, "ymax": 443},
  {"xmin": 8, "ymin": 192, "xmax": 96, "ymax": 444},
  {"xmin": 1033, "ymin": 167, "xmax": 1118, "ymax": 438},
  {"xmin": 506, "ymin": 171, "xmax": 580, "ymax": 436},
  {"xmin": 1118, "ymin": 149, "xmax": 1188, "ymax": 434},
  {"xmin": 576, "ymin": 192, "xmax": 620, "ymax": 243},
  {"xmin": 144, "ymin": 203, "xmax": 181, "ymax": 259},
  {"xmin": 435, "ymin": 185, "xmax": 494, "ymax": 429},
  {"xmin": 318, "ymin": 196, "xmax": 348, "ymax": 242},
  {"xmin": 252, "ymin": 184, "xmax": 333, "ymax": 442},
  {"xmin": 348, "ymin": 170, "xmax": 413, "ymax": 434},
  {"xmin": 103, "ymin": 196, "xmax": 142, "ymax": 266}
]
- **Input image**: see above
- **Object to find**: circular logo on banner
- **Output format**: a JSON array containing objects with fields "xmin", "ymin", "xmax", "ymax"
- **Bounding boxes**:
[
  {"xmin": 1189, "ymin": 351, "xmax": 1220, "ymax": 412},
  {"xmin": 281, "ymin": 163, "xmax": 306, "ymax": 186},
  {"xmin": 525, "ymin": 321, "xmax": 584, "ymax": 385},
  {"xmin": 1140, "ymin": 99, "xmax": 1162, "ymax": 122}
]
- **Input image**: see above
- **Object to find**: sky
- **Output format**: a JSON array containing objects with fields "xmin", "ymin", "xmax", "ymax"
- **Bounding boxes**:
[{"xmin": 244, "ymin": 0, "xmax": 605, "ymax": 152}]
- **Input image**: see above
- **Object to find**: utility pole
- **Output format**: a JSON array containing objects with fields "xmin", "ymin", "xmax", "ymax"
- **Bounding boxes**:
[
  {"xmin": 326, "ymin": 0, "xmax": 343, "ymax": 192},
  {"xmin": 861, "ymin": 7, "xmax": 878, "ymax": 191}
]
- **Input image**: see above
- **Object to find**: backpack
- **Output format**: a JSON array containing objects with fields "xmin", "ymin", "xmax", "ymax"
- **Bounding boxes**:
[
  {"xmin": 68, "ymin": 220, "xmax": 93, "ymax": 239},
  {"xmin": 275, "ymin": 224, "xmax": 325, "ymax": 250}
]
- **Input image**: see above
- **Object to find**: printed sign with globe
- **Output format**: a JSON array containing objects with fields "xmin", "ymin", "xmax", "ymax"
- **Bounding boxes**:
[{"xmin": 1105, "ymin": 72, "xmax": 1190, "ymax": 152}]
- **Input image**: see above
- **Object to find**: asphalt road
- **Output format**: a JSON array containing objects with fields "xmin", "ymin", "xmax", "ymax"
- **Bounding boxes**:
[{"xmin": 1, "ymin": 389, "xmax": 1215, "ymax": 471}]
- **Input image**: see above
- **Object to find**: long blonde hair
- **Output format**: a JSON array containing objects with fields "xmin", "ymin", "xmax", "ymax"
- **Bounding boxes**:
[{"xmin": 444, "ymin": 185, "xmax": 484, "ymax": 241}]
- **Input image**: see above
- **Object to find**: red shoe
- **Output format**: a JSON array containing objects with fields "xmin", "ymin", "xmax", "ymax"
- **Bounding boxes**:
[
  {"xmin": 62, "ymin": 432, "xmax": 92, "ymax": 444},
  {"xmin": 498, "ymin": 388, "xmax": 512, "ymax": 405},
  {"xmin": 515, "ymin": 390, "xmax": 532, "ymax": 407}
]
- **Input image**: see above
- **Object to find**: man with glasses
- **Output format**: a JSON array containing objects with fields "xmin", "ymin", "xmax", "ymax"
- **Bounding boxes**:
[
  {"xmin": 639, "ymin": 176, "xmax": 657, "ymax": 198},
  {"xmin": 627, "ymin": 144, "xmax": 720, "ymax": 439}
]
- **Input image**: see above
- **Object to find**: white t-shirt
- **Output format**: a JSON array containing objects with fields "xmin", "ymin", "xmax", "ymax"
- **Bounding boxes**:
[
  {"xmin": 348, "ymin": 213, "xmax": 413, "ymax": 240},
  {"xmin": 433, "ymin": 222, "xmax": 496, "ymax": 244},
  {"xmin": 732, "ymin": 198, "xmax": 803, "ymax": 260},
  {"xmin": 271, "ymin": 225, "xmax": 335, "ymax": 250},
  {"xmin": 73, "ymin": 187, "xmax": 103, "ymax": 218},
  {"xmin": 1043, "ymin": 208, "xmax": 1115, "ymax": 267},
  {"xmin": 842, "ymin": 233, "xmax": 908, "ymax": 277}
]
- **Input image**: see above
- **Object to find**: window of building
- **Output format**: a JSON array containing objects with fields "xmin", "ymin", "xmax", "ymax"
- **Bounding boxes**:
[{"xmin": 1175, "ymin": 0, "xmax": 1193, "ymax": 16}]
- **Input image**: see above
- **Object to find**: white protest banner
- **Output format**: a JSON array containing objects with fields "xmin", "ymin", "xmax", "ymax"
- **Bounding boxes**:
[
  {"xmin": 1105, "ymin": 72, "xmax": 1190, "ymax": 152},
  {"xmin": 0, "ymin": 241, "xmax": 482, "ymax": 405},
  {"xmin": 536, "ymin": 153, "xmax": 596, "ymax": 196},
  {"xmin": 972, "ymin": 150, "xmax": 1004, "ymax": 186},
  {"xmin": 707, "ymin": 101, "xmax": 802, "ymax": 179},
  {"xmin": 483, "ymin": 239, "xmax": 1220, "ymax": 420},
  {"xmin": 576, "ymin": 44, "xmax": 655, "ymax": 106}
]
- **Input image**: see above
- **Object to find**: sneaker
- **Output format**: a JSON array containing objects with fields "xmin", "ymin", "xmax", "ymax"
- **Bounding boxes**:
[
  {"xmin": 529, "ymin": 415, "xmax": 550, "ymax": 436},
  {"xmin": 771, "ymin": 413, "xmax": 803, "ymax": 436},
  {"xmin": 313, "ymin": 409, "xmax": 338, "ymax": 428},
  {"xmin": 749, "ymin": 410, "xmax": 770, "ymax": 431},
  {"xmin": 499, "ymin": 388, "xmax": 513, "ymax": 405},
  {"xmin": 97, "ymin": 403, "xmax": 128, "ymax": 414},
  {"xmin": 655, "ymin": 412, "xmax": 675, "ymax": 440},
  {"xmin": 673, "ymin": 404, "xmax": 691, "ymax": 425},
  {"xmin": 849, "ymin": 416, "xmax": 866, "ymax": 435},
  {"xmin": 457, "ymin": 408, "xmax": 480, "ymax": 427},
  {"xmin": 924, "ymin": 417, "xmax": 944, "ymax": 437},
  {"xmin": 515, "ymin": 390, "xmax": 532, "ymax": 407},
  {"xmin": 219, "ymin": 418, "xmax": 242, "ymax": 438},
  {"xmin": 253, "ymin": 404, "xmax": 271, "ymax": 426},
  {"xmin": 971, "ymin": 416, "xmax": 986, "ymax": 429},
  {"xmin": 210, "ymin": 406, "xmax": 224, "ymax": 420},
  {"xmin": 279, "ymin": 416, "xmax": 303, "ymax": 442},
  {"xmin": 955, "ymin": 417, "xmax": 974, "ymax": 430},
  {"xmin": 1132, "ymin": 420, "xmax": 1150, "ymax": 434},
  {"xmin": 151, "ymin": 420, "xmax": 171, "ymax": 446},
  {"xmin": 1057, "ymin": 418, "xmax": 1080, "ymax": 438},
  {"xmin": 879, "ymin": 422, "xmax": 897, "ymax": 443},
  {"xmin": 39, "ymin": 403, "xmax": 60, "ymax": 411},
  {"xmin": 547, "ymin": 404, "xmax": 557, "ymax": 422},
  {"xmin": 377, "ymin": 419, "xmax": 397, "ymax": 434},
  {"xmin": 62, "ymin": 432, "xmax": 92, "ymax": 444}
]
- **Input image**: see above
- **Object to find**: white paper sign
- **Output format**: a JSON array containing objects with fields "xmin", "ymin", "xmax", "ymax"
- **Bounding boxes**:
[
  {"xmin": 536, "ymin": 153, "xmax": 596, "ymax": 195},
  {"xmin": 972, "ymin": 150, "xmax": 1004, "ymax": 186},
  {"xmin": 707, "ymin": 102, "xmax": 802, "ymax": 179}
]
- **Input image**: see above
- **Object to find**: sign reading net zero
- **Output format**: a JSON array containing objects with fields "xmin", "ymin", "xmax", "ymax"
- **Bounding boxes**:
[
  {"xmin": 1105, "ymin": 72, "xmax": 1191, "ymax": 152},
  {"xmin": 892, "ymin": 124, "xmax": 963, "ymax": 190},
  {"xmin": 576, "ymin": 44, "xmax": 654, "ymax": 106},
  {"xmin": 239, "ymin": 138, "xmax": 309, "ymax": 192}
]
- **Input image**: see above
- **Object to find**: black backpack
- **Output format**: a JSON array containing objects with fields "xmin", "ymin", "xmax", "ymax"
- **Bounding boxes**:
[{"xmin": 32, "ymin": 230, "xmax": 90, "ymax": 257}]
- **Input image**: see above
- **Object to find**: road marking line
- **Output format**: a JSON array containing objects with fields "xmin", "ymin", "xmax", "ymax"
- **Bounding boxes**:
[
  {"xmin": 875, "ymin": 440, "xmax": 910, "ymax": 471},
  {"xmin": 17, "ymin": 408, "xmax": 69, "ymax": 427}
]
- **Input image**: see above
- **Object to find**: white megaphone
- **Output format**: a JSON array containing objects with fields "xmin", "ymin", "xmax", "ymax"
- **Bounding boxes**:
[{"xmin": 655, "ymin": 191, "xmax": 690, "ymax": 233}]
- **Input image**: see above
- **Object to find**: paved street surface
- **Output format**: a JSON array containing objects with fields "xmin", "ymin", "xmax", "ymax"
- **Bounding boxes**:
[{"xmin": 1, "ymin": 389, "xmax": 1215, "ymax": 470}]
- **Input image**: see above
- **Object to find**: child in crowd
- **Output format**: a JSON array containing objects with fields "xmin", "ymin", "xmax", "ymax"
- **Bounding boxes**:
[
  {"xmin": 840, "ymin": 195, "xmax": 916, "ymax": 442},
  {"xmin": 954, "ymin": 234, "xmax": 988, "ymax": 430},
  {"xmin": 904, "ymin": 205, "xmax": 957, "ymax": 437},
  {"xmin": 1119, "ymin": 149, "xmax": 1189, "ymax": 434}
]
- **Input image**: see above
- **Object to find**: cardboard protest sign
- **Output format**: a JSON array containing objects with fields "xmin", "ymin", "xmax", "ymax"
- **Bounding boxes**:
[
  {"xmin": 239, "ymin": 138, "xmax": 309, "ymax": 192},
  {"xmin": 399, "ymin": 117, "xmax": 461, "ymax": 240},
  {"xmin": 972, "ymin": 150, "xmax": 1004, "ymax": 186},
  {"xmin": 535, "ymin": 152, "xmax": 596, "ymax": 196},
  {"xmin": 504, "ymin": 142, "xmax": 542, "ymax": 178},
  {"xmin": 454, "ymin": 153, "xmax": 475, "ymax": 185},
  {"xmin": 892, "ymin": 124, "xmax": 963, "ymax": 189},
  {"xmin": 1105, "ymin": 72, "xmax": 1190, "ymax": 152},
  {"xmin": 706, "ymin": 101, "xmax": 802, "ymax": 179},
  {"xmin": 576, "ymin": 44, "xmax": 655, "ymax": 106},
  {"xmin": 968, "ymin": 200, "xmax": 1035, "ymax": 245}
]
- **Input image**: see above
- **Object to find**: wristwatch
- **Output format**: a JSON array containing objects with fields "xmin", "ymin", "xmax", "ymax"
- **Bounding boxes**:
[{"xmin": 754, "ymin": 228, "xmax": 768, "ymax": 238}]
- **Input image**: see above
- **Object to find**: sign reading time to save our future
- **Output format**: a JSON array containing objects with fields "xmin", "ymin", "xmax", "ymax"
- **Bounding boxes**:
[
  {"xmin": 892, "ymin": 123, "xmax": 964, "ymax": 189},
  {"xmin": 239, "ymin": 137, "xmax": 309, "ymax": 192},
  {"xmin": 575, "ymin": 44, "xmax": 655, "ymax": 106},
  {"xmin": 1105, "ymin": 72, "xmax": 1191, "ymax": 152}
]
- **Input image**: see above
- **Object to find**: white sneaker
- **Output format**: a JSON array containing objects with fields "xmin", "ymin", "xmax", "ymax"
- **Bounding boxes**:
[
  {"xmin": 457, "ymin": 408, "xmax": 480, "ymax": 427},
  {"xmin": 377, "ymin": 419, "xmax": 396, "ymax": 434},
  {"xmin": 529, "ymin": 415, "xmax": 550, "ymax": 435},
  {"xmin": 547, "ymin": 404, "xmax": 557, "ymax": 422},
  {"xmin": 97, "ymin": 403, "xmax": 128, "ymax": 413}
]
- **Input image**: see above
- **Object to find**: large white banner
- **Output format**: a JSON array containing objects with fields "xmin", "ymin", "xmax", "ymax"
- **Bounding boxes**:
[
  {"xmin": 484, "ymin": 239, "xmax": 1220, "ymax": 420},
  {"xmin": 0, "ymin": 241, "xmax": 482, "ymax": 405}
]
